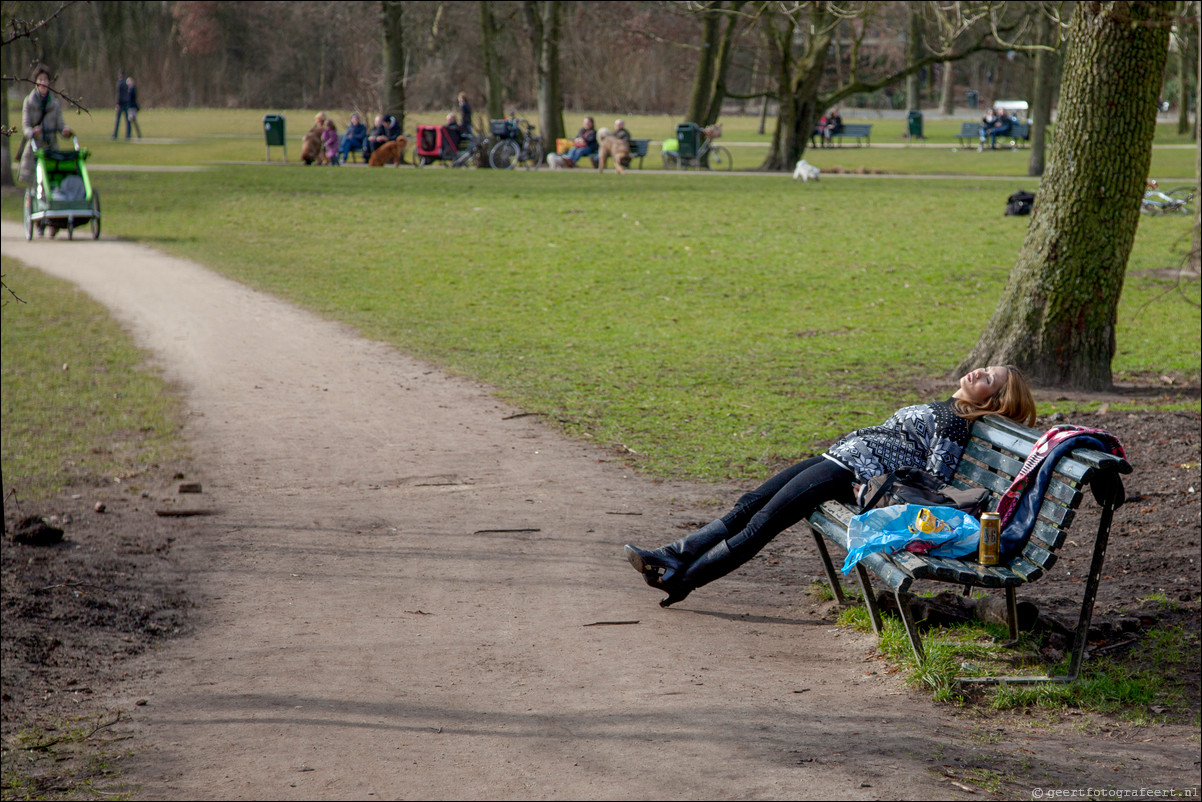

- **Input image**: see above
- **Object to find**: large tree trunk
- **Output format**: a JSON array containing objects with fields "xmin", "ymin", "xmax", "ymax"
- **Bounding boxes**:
[
  {"xmin": 701, "ymin": 2, "xmax": 745, "ymax": 126},
  {"xmin": 1176, "ymin": 1, "xmax": 1198, "ymax": 137},
  {"xmin": 1027, "ymin": 10, "xmax": 1058, "ymax": 177},
  {"xmin": 959, "ymin": 1, "xmax": 1174, "ymax": 390},
  {"xmin": 760, "ymin": 6, "xmax": 831, "ymax": 171},
  {"xmin": 686, "ymin": 3, "xmax": 721, "ymax": 123},
  {"xmin": 381, "ymin": 1, "xmax": 405, "ymax": 129},
  {"xmin": 905, "ymin": 3, "xmax": 922, "ymax": 110},
  {"xmin": 480, "ymin": 1, "xmax": 504, "ymax": 121},
  {"xmin": 938, "ymin": 61, "xmax": 955, "ymax": 115},
  {"xmin": 524, "ymin": 1, "xmax": 564, "ymax": 144}
]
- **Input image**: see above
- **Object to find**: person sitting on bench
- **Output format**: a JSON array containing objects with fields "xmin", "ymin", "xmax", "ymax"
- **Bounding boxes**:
[{"xmin": 624, "ymin": 366, "xmax": 1036, "ymax": 608}]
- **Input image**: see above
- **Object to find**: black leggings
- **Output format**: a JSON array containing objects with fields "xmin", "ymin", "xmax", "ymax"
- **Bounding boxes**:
[{"xmin": 718, "ymin": 456, "xmax": 855, "ymax": 552}]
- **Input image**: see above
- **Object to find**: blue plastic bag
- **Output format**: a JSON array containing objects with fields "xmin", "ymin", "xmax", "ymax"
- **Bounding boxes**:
[{"xmin": 841, "ymin": 504, "xmax": 981, "ymax": 575}]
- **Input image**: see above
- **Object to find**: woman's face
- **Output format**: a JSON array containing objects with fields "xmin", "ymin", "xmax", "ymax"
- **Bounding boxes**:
[
  {"xmin": 957, "ymin": 366, "xmax": 1008, "ymax": 404},
  {"xmin": 36, "ymin": 73, "xmax": 50, "ymax": 96}
]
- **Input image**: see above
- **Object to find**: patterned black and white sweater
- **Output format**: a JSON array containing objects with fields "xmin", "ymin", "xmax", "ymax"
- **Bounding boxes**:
[{"xmin": 823, "ymin": 399, "xmax": 971, "ymax": 485}]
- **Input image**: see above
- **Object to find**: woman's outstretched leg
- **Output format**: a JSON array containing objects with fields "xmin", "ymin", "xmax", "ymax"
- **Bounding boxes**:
[
  {"xmin": 623, "ymin": 457, "xmax": 824, "ymax": 590},
  {"xmin": 657, "ymin": 458, "xmax": 854, "ymax": 607},
  {"xmin": 624, "ymin": 519, "xmax": 729, "ymax": 588}
]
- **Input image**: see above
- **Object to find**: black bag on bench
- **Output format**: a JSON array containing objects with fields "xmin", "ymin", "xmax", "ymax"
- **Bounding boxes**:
[{"xmin": 856, "ymin": 466, "xmax": 991, "ymax": 517}]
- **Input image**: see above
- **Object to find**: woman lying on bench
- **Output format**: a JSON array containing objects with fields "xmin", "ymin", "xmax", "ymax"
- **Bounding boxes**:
[{"xmin": 624, "ymin": 366, "xmax": 1037, "ymax": 607}]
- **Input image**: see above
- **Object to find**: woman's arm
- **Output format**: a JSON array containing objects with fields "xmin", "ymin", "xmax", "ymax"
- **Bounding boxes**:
[{"xmin": 22, "ymin": 95, "xmax": 38, "ymax": 139}]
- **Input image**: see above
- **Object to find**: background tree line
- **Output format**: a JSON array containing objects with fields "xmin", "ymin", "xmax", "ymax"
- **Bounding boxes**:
[{"xmin": 9, "ymin": 0, "xmax": 1193, "ymax": 124}]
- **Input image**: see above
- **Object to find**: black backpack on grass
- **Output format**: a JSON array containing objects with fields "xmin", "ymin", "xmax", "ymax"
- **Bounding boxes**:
[{"xmin": 1005, "ymin": 190, "xmax": 1035, "ymax": 216}]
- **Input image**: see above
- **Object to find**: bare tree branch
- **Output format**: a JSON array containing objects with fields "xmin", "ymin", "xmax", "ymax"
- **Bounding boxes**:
[{"xmin": 2, "ymin": 0, "xmax": 77, "ymax": 47}]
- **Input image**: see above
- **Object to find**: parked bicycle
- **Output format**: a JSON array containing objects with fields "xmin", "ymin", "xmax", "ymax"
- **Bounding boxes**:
[
  {"xmin": 1141, "ymin": 180, "xmax": 1195, "ymax": 215},
  {"xmin": 451, "ymin": 132, "xmax": 485, "ymax": 168},
  {"xmin": 489, "ymin": 117, "xmax": 544, "ymax": 170},
  {"xmin": 662, "ymin": 123, "xmax": 732, "ymax": 171}
]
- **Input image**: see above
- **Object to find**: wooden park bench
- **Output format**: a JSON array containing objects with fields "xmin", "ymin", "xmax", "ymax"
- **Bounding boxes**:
[
  {"xmin": 630, "ymin": 138, "xmax": 650, "ymax": 169},
  {"xmin": 959, "ymin": 121, "xmax": 1032, "ymax": 150},
  {"xmin": 805, "ymin": 414, "xmax": 1131, "ymax": 684},
  {"xmin": 957, "ymin": 122, "xmax": 981, "ymax": 148},
  {"xmin": 829, "ymin": 123, "xmax": 872, "ymax": 147}
]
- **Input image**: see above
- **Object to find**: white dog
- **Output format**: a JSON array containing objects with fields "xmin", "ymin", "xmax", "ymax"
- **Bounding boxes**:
[{"xmin": 792, "ymin": 158, "xmax": 820, "ymax": 182}]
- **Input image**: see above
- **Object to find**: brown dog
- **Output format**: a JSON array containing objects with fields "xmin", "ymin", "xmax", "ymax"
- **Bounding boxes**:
[
  {"xmin": 368, "ymin": 136, "xmax": 408, "ymax": 167},
  {"xmin": 300, "ymin": 131, "xmax": 324, "ymax": 165},
  {"xmin": 596, "ymin": 134, "xmax": 630, "ymax": 175}
]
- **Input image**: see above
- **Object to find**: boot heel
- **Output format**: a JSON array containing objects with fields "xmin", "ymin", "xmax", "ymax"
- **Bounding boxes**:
[{"xmin": 625, "ymin": 545, "xmax": 677, "ymax": 588}]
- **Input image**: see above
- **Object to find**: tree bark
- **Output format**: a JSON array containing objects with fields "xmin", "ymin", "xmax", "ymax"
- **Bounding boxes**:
[
  {"xmin": 524, "ymin": 1, "xmax": 564, "ymax": 144},
  {"xmin": 480, "ymin": 1, "xmax": 504, "ymax": 121},
  {"xmin": 939, "ymin": 61, "xmax": 955, "ymax": 115},
  {"xmin": 380, "ymin": 1, "xmax": 405, "ymax": 129},
  {"xmin": 686, "ymin": 3, "xmax": 721, "ymax": 123},
  {"xmin": 1176, "ymin": 1, "xmax": 1198, "ymax": 137},
  {"xmin": 959, "ymin": 1, "xmax": 1175, "ymax": 390},
  {"xmin": 1027, "ymin": 10, "xmax": 1058, "ymax": 177},
  {"xmin": 905, "ymin": 2, "xmax": 923, "ymax": 110},
  {"xmin": 701, "ymin": 2, "xmax": 746, "ymax": 127}
]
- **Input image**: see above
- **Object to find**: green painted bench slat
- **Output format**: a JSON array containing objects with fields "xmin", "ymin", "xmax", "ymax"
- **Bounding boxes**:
[
  {"xmin": 963, "ymin": 441, "xmax": 1084, "ymax": 507},
  {"xmin": 830, "ymin": 124, "xmax": 872, "ymax": 146}
]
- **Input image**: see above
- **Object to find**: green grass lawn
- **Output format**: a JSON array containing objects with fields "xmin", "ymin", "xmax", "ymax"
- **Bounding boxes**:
[
  {"xmin": 4, "ymin": 107, "xmax": 1198, "ymax": 480},
  {"xmin": 1, "ymin": 258, "xmax": 186, "ymax": 499}
]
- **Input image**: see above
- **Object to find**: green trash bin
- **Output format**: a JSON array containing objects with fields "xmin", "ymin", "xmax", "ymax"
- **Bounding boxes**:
[
  {"xmin": 906, "ymin": 110, "xmax": 924, "ymax": 141},
  {"xmin": 676, "ymin": 122, "xmax": 700, "ymax": 162},
  {"xmin": 264, "ymin": 114, "xmax": 286, "ymax": 161}
]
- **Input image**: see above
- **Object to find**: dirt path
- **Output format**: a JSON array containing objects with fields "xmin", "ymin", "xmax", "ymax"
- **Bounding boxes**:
[{"xmin": 4, "ymin": 220, "xmax": 1198, "ymax": 800}]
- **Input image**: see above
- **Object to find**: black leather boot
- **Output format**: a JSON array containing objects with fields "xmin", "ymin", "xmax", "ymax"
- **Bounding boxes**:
[
  {"xmin": 624, "ymin": 519, "xmax": 729, "ymax": 589},
  {"xmin": 657, "ymin": 516, "xmax": 784, "ymax": 607},
  {"xmin": 658, "ymin": 540, "xmax": 734, "ymax": 607}
]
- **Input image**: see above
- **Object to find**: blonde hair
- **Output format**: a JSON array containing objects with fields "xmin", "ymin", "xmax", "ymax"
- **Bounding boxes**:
[{"xmin": 954, "ymin": 365, "xmax": 1037, "ymax": 426}]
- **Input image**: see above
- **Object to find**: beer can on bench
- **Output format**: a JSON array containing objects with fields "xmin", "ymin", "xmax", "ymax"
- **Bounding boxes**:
[{"xmin": 979, "ymin": 512, "xmax": 1001, "ymax": 565}]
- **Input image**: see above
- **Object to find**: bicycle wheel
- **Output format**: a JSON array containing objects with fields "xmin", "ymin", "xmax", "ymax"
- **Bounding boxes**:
[
  {"xmin": 1165, "ymin": 186, "xmax": 1196, "ymax": 213},
  {"xmin": 707, "ymin": 146, "xmax": 733, "ymax": 171},
  {"xmin": 521, "ymin": 138, "xmax": 544, "ymax": 170},
  {"xmin": 490, "ymin": 139, "xmax": 519, "ymax": 170}
]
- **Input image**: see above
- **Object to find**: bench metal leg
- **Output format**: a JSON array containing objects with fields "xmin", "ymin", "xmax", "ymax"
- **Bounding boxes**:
[
  {"xmin": 895, "ymin": 588, "xmax": 925, "ymax": 664},
  {"xmin": 1067, "ymin": 503, "xmax": 1115, "ymax": 681},
  {"xmin": 958, "ymin": 503, "xmax": 1118, "ymax": 686},
  {"xmin": 809, "ymin": 527, "xmax": 847, "ymax": 605},
  {"xmin": 1004, "ymin": 586, "xmax": 1020, "ymax": 644},
  {"xmin": 856, "ymin": 565, "xmax": 883, "ymax": 636}
]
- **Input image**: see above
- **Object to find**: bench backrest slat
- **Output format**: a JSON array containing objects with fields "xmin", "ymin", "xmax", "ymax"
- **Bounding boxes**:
[
  {"xmin": 959, "ymin": 446, "xmax": 1085, "ymax": 512},
  {"xmin": 1020, "ymin": 539, "xmax": 1058, "ymax": 570},
  {"xmin": 1028, "ymin": 519, "xmax": 1068, "ymax": 551},
  {"xmin": 969, "ymin": 422, "xmax": 1038, "ymax": 459}
]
